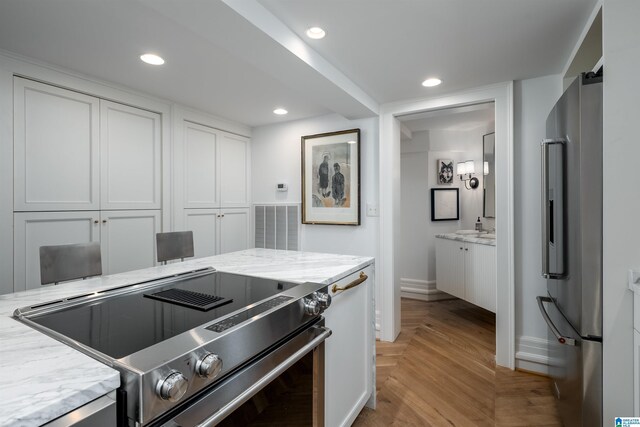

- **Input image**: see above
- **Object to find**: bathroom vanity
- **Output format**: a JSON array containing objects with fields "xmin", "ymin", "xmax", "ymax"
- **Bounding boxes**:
[{"xmin": 435, "ymin": 233, "xmax": 496, "ymax": 312}]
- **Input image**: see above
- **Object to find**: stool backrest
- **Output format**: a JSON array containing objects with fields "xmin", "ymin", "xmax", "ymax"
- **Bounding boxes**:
[
  {"xmin": 39, "ymin": 242, "xmax": 102, "ymax": 285},
  {"xmin": 156, "ymin": 231, "xmax": 194, "ymax": 264}
]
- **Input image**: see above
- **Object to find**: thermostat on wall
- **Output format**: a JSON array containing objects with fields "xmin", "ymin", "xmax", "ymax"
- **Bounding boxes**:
[{"xmin": 276, "ymin": 183, "xmax": 288, "ymax": 192}]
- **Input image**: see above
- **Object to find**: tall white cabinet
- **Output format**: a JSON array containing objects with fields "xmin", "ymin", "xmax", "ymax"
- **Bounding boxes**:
[
  {"xmin": 13, "ymin": 77, "xmax": 162, "ymax": 290},
  {"xmin": 179, "ymin": 119, "xmax": 251, "ymax": 258}
]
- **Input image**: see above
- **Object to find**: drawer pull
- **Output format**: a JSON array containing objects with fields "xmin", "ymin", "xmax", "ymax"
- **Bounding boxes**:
[{"xmin": 331, "ymin": 272, "xmax": 367, "ymax": 293}]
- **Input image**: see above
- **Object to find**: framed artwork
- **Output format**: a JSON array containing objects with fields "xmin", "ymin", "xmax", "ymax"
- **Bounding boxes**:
[
  {"xmin": 431, "ymin": 188, "xmax": 459, "ymax": 221},
  {"xmin": 301, "ymin": 128, "xmax": 360, "ymax": 225},
  {"xmin": 437, "ymin": 159, "xmax": 454, "ymax": 184}
]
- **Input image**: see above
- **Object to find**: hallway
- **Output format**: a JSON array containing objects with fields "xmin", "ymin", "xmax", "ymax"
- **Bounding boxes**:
[{"xmin": 354, "ymin": 298, "xmax": 562, "ymax": 426}]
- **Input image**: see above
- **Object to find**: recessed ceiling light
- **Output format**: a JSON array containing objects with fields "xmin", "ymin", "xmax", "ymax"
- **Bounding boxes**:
[
  {"xmin": 273, "ymin": 108, "xmax": 288, "ymax": 115},
  {"xmin": 422, "ymin": 78, "xmax": 442, "ymax": 87},
  {"xmin": 140, "ymin": 53, "xmax": 165, "ymax": 65},
  {"xmin": 306, "ymin": 27, "xmax": 326, "ymax": 39},
  {"xmin": 347, "ymin": 140, "xmax": 356, "ymax": 144}
]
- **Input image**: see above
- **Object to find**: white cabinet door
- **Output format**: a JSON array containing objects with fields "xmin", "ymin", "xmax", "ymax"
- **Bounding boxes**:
[
  {"xmin": 184, "ymin": 122, "xmax": 219, "ymax": 208},
  {"xmin": 100, "ymin": 100, "xmax": 161, "ymax": 210},
  {"xmin": 435, "ymin": 238, "xmax": 465, "ymax": 299},
  {"xmin": 325, "ymin": 266, "xmax": 374, "ymax": 427},
  {"xmin": 219, "ymin": 132, "xmax": 249, "ymax": 207},
  {"xmin": 466, "ymin": 244, "xmax": 496, "ymax": 313},
  {"xmin": 184, "ymin": 209, "xmax": 219, "ymax": 258},
  {"xmin": 100, "ymin": 210, "xmax": 160, "ymax": 275},
  {"xmin": 14, "ymin": 211, "xmax": 100, "ymax": 291},
  {"xmin": 14, "ymin": 78, "xmax": 100, "ymax": 211},
  {"xmin": 219, "ymin": 208, "xmax": 249, "ymax": 254}
]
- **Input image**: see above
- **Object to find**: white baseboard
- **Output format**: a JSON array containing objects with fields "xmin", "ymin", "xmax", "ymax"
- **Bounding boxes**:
[
  {"xmin": 515, "ymin": 335, "xmax": 555, "ymax": 375},
  {"xmin": 400, "ymin": 278, "xmax": 450, "ymax": 301}
]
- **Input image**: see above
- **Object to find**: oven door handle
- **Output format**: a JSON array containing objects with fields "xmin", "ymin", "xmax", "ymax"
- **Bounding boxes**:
[{"xmin": 162, "ymin": 324, "xmax": 332, "ymax": 427}]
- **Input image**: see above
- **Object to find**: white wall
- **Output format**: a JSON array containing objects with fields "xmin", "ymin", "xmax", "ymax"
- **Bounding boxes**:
[
  {"xmin": 512, "ymin": 74, "xmax": 563, "ymax": 373},
  {"xmin": 602, "ymin": 0, "xmax": 640, "ymax": 419},
  {"xmin": 251, "ymin": 113, "xmax": 379, "ymax": 258},
  {"xmin": 399, "ymin": 131, "xmax": 432, "ymax": 285}
]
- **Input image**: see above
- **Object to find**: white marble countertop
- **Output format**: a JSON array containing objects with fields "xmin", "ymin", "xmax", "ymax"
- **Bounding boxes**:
[
  {"xmin": 0, "ymin": 248, "xmax": 374, "ymax": 426},
  {"xmin": 435, "ymin": 232, "xmax": 497, "ymax": 247}
]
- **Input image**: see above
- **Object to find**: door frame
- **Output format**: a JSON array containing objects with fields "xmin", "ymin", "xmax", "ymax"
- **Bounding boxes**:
[{"xmin": 377, "ymin": 81, "xmax": 515, "ymax": 368}]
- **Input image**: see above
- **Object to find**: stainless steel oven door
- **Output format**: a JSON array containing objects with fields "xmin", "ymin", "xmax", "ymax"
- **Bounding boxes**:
[{"xmin": 157, "ymin": 321, "xmax": 331, "ymax": 427}]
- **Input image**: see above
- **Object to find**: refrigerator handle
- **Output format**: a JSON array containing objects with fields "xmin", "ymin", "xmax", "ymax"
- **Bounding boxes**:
[
  {"xmin": 536, "ymin": 296, "xmax": 576, "ymax": 346},
  {"xmin": 541, "ymin": 138, "xmax": 566, "ymax": 279}
]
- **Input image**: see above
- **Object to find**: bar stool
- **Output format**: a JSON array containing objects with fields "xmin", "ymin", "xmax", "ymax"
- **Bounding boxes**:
[
  {"xmin": 39, "ymin": 242, "xmax": 103, "ymax": 285},
  {"xmin": 156, "ymin": 231, "xmax": 194, "ymax": 265}
]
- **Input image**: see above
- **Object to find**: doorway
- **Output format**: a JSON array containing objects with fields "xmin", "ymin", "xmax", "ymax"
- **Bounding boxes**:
[{"xmin": 377, "ymin": 82, "xmax": 514, "ymax": 368}]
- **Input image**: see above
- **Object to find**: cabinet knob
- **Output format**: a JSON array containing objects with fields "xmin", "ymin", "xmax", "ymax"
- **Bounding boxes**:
[
  {"xmin": 102, "ymin": 219, "xmax": 107, "ymax": 224},
  {"xmin": 221, "ymin": 214, "xmax": 225, "ymax": 218},
  {"xmin": 459, "ymin": 247, "xmax": 463, "ymax": 250},
  {"xmin": 94, "ymin": 220, "xmax": 99, "ymax": 224},
  {"xmin": 465, "ymin": 248, "xmax": 469, "ymax": 251}
]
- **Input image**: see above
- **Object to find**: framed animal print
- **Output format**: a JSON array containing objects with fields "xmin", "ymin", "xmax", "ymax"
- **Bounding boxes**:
[
  {"xmin": 437, "ymin": 159, "xmax": 454, "ymax": 185},
  {"xmin": 301, "ymin": 128, "xmax": 360, "ymax": 225}
]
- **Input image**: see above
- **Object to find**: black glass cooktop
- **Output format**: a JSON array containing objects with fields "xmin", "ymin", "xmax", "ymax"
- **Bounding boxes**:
[{"xmin": 30, "ymin": 271, "xmax": 297, "ymax": 359}]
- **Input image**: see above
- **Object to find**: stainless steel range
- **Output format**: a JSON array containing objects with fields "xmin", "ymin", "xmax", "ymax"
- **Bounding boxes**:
[{"xmin": 14, "ymin": 268, "xmax": 332, "ymax": 426}]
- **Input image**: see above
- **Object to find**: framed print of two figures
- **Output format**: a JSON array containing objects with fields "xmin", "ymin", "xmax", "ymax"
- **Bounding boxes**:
[{"xmin": 302, "ymin": 128, "xmax": 360, "ymax": 225}]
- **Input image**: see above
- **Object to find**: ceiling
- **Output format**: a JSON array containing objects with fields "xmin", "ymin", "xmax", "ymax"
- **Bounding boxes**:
[
  {"xmin": 0, "ymin": 0, "xmax": 597, "ymax": 128},
  {"xmin": 258, "ymin": 0, "xmax": 598, "ymax": 103},
  {"xmin": 400, "ymin": 103, "xmax": 495, "ymax": 133}
]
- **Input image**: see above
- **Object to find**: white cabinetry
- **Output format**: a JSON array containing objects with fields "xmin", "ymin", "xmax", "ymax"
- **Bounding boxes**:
[
  {"xmin": 184, "ymin": 208, "xmax": 250, "ymax": 258},
  {"xmin": 434, "ymin": 238, "xmax": 466, "ymax": 299},
  {"xmin": 180, "ymin": 118, "xmax": 250, "ymax": 258},
  {"xmin": 100, "ymin": 210, "xmax": 160, "ymax": 275},
  {"xmin": 183, "ymin": 121, "xmax": 249, "ymax": 209},
  {"xmin": 184, "ymin": 122, "xmax": 219, "ymax": 208},
  {"xmin": 14, "ymin": 210, "xmax": 160, "ymax": 290},
  {"xmin": 324, "ymin": 265, "xmax": 375, "ymax": 427},
  {"xmin": 14, "ymin": 211, "xmax": 99, "ymax": 291},
  {"xmin": 14, "ymin": 78, "xmax": 100, "ymax": 211},
  {"xmin": 100, "ymin": 100, "xmax": 161, "ymax": 210},
  {"xmin": 435, "ymin": 237, "xmax": 496, "ymax": 312},
  {"xmin": 219, "ymin": 132, "xmax": 249, "ymax": 207},
  {"xmin": 13, "ymin": 78, "xmax": 163, "ymax": 291}
]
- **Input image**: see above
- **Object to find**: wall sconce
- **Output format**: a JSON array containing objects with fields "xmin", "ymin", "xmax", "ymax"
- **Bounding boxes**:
[{"xmin": 457, "ymin": 160, "xmax": 479, "ymax": 189}]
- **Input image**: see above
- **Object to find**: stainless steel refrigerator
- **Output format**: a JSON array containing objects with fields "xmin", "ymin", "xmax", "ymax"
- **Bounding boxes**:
[{"xmin": 537, "ymin": 71, "xmax": 603, "ymax": 427}]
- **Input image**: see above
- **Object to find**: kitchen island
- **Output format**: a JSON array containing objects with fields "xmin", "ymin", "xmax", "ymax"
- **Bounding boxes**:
[{"xmin": 0, "ymin": 248, "xmax": 375, "ymax": 426}]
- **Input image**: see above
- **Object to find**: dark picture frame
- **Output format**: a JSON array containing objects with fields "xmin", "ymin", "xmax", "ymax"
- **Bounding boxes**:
[
  {"xmin": 431, "ymin": 188, "xmax": 459, "ymax": 221},
  {"xmin": 301, "ymin": 128, "xmax": 361, "ymax": 225}
]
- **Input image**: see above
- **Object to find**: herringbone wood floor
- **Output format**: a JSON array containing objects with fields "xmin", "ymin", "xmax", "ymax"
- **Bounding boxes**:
[{"xmin": 354, "ymin": 298, "xmax": 562, "ymax": 426}]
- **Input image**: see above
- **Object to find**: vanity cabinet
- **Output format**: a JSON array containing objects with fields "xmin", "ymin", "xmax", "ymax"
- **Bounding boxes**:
[
  {"xmin": 14, "ymin": 210, "xmax": 160, "ymax": 290},
  {"xmin": 324, "ymin": 265, "xmax": 375, "ymax": 427},
  {"xmin": 435, "ymin": 237, "xmax": 496, "ymax": 312}
]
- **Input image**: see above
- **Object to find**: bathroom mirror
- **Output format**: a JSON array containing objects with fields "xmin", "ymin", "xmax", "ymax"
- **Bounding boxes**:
[{"xmin": 483, "ymin": 132, "xmax": 496, "ymax": 218}]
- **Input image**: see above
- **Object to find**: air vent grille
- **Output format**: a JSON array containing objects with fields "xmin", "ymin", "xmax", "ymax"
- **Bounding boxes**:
[
  {"xmin": 254, "ymin": 204, "xmax": 299, "ymax": 251},
  {"xmin": 144, "ymin": 288, "xmax": 232, "ymax": 311}
]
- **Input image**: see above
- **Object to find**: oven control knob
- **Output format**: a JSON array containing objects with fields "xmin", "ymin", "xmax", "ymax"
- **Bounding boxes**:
[
  {"xmin": 157, "ymin": 372, "xmax": 188, "ymax": 402},
  {"xmin": 303, "ymin": 298, "xmax": 321, "ymax": 316},
  {"xmin": 196, "ymin": 353, "xmax": 223, "ymax": 379},
  {"xmin": 314, "ymin": 292, "xmax": 332, "ymax": 311}
]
